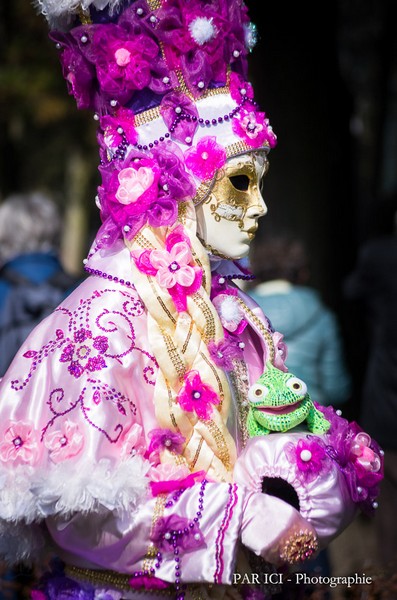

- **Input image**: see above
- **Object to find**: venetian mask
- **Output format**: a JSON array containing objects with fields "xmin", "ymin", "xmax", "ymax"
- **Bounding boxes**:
[{"xmin": 195, "ymin": 152, "xmax": 269, "ymax": 260}]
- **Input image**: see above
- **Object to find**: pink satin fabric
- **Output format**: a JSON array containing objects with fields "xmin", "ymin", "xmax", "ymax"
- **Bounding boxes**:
[
  {"xmin": 234, "ymin": 434, "xmax": 357, "ymax": 547},
  {"xmin": 0, "ymin": 240, "xmax": 357, "ymax": 586}
]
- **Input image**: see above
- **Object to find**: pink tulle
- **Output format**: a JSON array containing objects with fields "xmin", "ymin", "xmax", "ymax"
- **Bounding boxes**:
[
  {"xmin": 176, "ymin": 370, "xmax": 220, "ymax": 419},
  {"xmin": 184, "ymin": 136, "xmax": 227, "ymax": 180}
]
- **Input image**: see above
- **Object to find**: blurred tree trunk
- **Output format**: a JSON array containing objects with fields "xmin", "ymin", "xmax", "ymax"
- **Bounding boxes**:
[{"xmin": 60, "ymin": 149, "xmax": 91, "ymax": 275}]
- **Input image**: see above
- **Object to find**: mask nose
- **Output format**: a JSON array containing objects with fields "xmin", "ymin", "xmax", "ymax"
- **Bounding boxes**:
[{"xmin": 246, "ymin": 193, "xmax": 268, "ymax": 219}]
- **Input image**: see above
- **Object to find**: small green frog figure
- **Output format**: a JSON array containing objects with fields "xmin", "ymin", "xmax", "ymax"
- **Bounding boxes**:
[{"xmin": 247, "ymin": 362, "xmax": 331, "ymax": 437}]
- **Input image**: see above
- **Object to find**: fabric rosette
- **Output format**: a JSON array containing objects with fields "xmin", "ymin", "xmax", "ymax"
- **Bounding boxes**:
[
  {"xmin": 134, "ymin": 226, "xmax": 203, "ymax": 311},
  {"xmin": 155, "ymin": 1, "xmax": 237, "ymax": 94},
  {"xmin": 232, "ymin": 106, "xmax": 277, "ymax": 148},
  {"xmin": 98, "ymin": 145, "xmax": 194, "ymax": 242},
  {"xmin": 176, "ymin": 370, "xmax": 220, "ymax": 419}
]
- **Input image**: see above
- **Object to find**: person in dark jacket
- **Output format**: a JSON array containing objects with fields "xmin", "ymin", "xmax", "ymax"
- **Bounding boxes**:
[
  {"xmin": 248, "ymin": 234, "xmax": 352, "ymax": 407},
  {"xmin": 344, "ymin": 196, "xmax": 397, "ymax": 572}
]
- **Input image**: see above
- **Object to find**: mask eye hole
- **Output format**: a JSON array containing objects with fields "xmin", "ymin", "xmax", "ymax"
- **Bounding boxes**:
[
  {"xmin": 248, "ymin": 384, "xmax": 269, "ymax": 403},
  {"xmin": 229, "ymin": 174, "xmax": 250, "ymax": 191},
  {"xmin": 286, "ymin": 377, "xmax": 307, "ymax": 395}
]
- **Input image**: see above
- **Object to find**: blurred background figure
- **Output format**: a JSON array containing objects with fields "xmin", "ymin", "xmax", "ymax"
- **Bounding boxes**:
[
  {"xmin": 344, "ymin": 193, "xmax": 397, "ymax": 574},
  {"xmin": 248, "ymin": 233, "xmax": 352, "ymax": 408},
  {"xmin": 0, "ymin": 191, "xmax": 81, "ymax": 376}
]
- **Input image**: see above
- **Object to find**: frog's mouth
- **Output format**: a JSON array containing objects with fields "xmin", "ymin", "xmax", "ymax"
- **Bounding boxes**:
[{"xmin": 255, "ymin": 400, "xmax": 303, "ymax": 415}]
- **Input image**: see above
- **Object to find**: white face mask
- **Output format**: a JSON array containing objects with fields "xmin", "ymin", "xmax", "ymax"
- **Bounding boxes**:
[{"xmin": 195, "ymin": 152, "xmax": 269, "ymax": 260}]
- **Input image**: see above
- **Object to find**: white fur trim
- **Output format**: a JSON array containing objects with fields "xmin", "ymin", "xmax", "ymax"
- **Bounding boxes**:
[
  {"xmin": 0, "ymin": 455, "xmax": 150, "ymax": 523},
  {"xmin": 219, "ymin": 296, "xmax": 242, "ymax": 322},
  {"xmin": 34, "ymin": 0, "xmax": 124, "ymax": 29}
]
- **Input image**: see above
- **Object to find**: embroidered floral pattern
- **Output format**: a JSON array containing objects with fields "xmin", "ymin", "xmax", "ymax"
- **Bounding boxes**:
[
  {"xmin": 177, "ymin": 370, "xmax": 220, "ymax": 419},
  {"xmin": 44, "ymin": 420, "xmax": 84, "ymax": 463},
  {"xmin": 0, "ymin": 420, "xmax": 40, "ymax": 466},
  {"xmin": 60, "ymin": 327, "xmax": 109, "ymax": 378}
]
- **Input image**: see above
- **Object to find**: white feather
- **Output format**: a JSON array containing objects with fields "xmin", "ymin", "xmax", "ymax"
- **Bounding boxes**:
[
  {"xmin": 219, "ymin": 296, "xmax": 241, "ymax": 322},
  {"xmin": 34, "ymin": 0, "xmax": 124, "ymax": 30},
  {"xmin": 188, "ymin": 17, "xmax": 217, "ymax": 46}
]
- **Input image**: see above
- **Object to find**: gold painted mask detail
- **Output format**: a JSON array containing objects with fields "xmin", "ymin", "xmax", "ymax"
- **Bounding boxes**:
[{"xmin": 207, "ymin": 154, "xmax": 269, "ymax": 229}]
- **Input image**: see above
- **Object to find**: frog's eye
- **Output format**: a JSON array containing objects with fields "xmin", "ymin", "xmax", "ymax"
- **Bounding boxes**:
[
  {"xmin": 286, "ymin": 377, "xmax": 307, "ymax": 395},
  {"xmin": 248, "ymin": 384, "xmax": 269, "ymax": 403}
]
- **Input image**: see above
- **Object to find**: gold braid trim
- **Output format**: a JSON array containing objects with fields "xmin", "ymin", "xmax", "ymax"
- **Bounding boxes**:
[
  {"xmin": 124, "ymin": 204, "xmax": 236, "ymax": 479},
  {"xmin": 235, "ymin": 297, "xmax": 275, "ymax": 362}
]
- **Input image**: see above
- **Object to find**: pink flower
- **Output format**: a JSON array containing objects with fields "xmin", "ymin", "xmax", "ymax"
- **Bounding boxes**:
[
  {"xmin": 0, "ymin": 420, "xmax": 40, "ymax": 465},
  {"xmin": 134, "ymin": 227, "xmax": 203, "ymax": 312},
  {"xmin": 151, "ymin": 242, "xmax": 196, "ymax": 288},
  {"xmin": 232, "ymin": 108, "xmax": 277, "ymax": 148},
  {"xmin": 116, "ymin": 167, "xmax": 155, "ymax": 205},
  {"xmin": 44, "ymin": 420, "xmax": 84, "ymax": 463},
  {"xmin": 120, "ymin": 423, "xmax": 146, "ymax": 460},
  {"xmin": 285, "ymin": 437, "xmax": 329, "ymax": 483},
  {"xmin": 184, "ymin": 136, "xmax": 227, "ymax": 180},
  {"xmin": 272, "ymin": 331, "xmax": 288, "ymax": 372},
  {"xmin": 229, "ymin": 71, "xmax": 254, "ymax": 104},
  {"xmin": 177, "ymin": 370, "xmax": 220, "ymax": 420}
]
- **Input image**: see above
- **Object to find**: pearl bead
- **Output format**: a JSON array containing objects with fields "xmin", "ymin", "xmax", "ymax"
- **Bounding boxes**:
[
  {"xmin": 83, "ymin": 258, "xmax": 88, "ymax": 265},
  {"xmin": 372, "ymin": 501, "xmax": 379, "ymax": 509},
  {"xmin": 164, "ymin": 439, "xmax": 172, "ymax": 447},
  {"xmin": 194, "ymin": 533, "xmax": 201, "ymax": 541},
  {"xmin": 81, "ymin": 35, "xmax": 88, "ymax": 43},
  {"xmin": 233, "ymin": 50, "xmax": 240, "ymax": 57},
  {"xmin": 357, "ymin": 486, "xmax": 363, "ymax": 494},
  {"xmin": 123, "ymin": 225, "xmax": 131, "ymax": 232},
  {"xmin": 93, "ymin": 114, "xmax": 99, "ymax": 121},
  {"xmin": 240, "ymin": 88, "xmax": 247, "ymax": 95},
  {"xmin": 239, "ymin": 342, "xmax": 245, "ymax": 349},
  {"xmin": 300, "ymin": 450, "xmax": 312, "ymax": 462},
  {"xmin": 193, "ymin": 392, "xmax": 201, "ymax": 399},
  {"xmin": 150, "ymin": 15, "xmax": 157, "ymax": 22},
  {"xmin": 218, "ymin": 277, "xmax": 225, "ymax": 284},
  {"xmin": 136, "ymin": 7, "xmax": 144, "ymax": 15},
  {"xmin": 163, "ymin": 76, "xmax": 170, "ymax": 84},
  {"xmin": 198, "ymin": 81, "xmax": 205, "ymax": 89},
  {"xmin": 336, "ymin": 409, "xmax": 342, "ymax": 416},
  {"xmin": 164, "ymin": 532, "xmax": 171, "ymax": 540},
  {"xmin": 117, "ymin": 127, "xmax": 124, "ymax": 134},
  {"xmin": 185, "ymin": 136, "xmax": 192, "ymax": 144},
  {"xmin": 201, "ymin": 152, "xmax": 209, "ymax": 160},
  {"xmin": 175, "ymin": 106, "xmax": 182, "ymax": 114},
  {"xmin": 110, "ymin": 99, "xmax": 118, "ymax": 107},
  {"xmin": 163, "ymin": 184, "xmax": 169, "ymax": 191}
]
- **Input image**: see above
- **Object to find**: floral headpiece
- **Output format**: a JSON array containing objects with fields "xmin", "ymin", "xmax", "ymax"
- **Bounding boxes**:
[{"xmin": 36, "ymin": 0, "xmax": 277, "ymax": 244}]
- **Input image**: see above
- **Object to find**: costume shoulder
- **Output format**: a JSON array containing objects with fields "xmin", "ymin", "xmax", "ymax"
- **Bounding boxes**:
[{"xmin": 0, "ymin": 269, "xmax": 155, "ymax": 548}]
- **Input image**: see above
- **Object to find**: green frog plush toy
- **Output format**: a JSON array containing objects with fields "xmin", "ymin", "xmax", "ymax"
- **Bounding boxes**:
[{"xmin": 247, "ymin": 362, "xmax": 331, "ymax": 437}]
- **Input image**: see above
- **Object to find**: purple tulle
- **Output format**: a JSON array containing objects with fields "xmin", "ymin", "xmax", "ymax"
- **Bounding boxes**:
[
  {"xmin": 151, "ymin": 513, "xmax": 206, "ymax": 552},
  {"xmin": 317, "ymin": 404, "xmax": 384, "ymax": 514}
]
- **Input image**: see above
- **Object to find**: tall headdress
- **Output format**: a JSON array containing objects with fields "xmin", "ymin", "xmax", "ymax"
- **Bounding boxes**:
[{"xmin": 35, "ymin": 0, "xmax": 277, "ymax": 482}]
